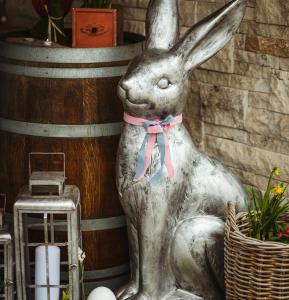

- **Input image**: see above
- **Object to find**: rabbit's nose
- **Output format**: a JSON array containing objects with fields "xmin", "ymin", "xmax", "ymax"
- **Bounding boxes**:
[
  {"xmin": 120, "ymin": 79, "xmax": 131, "ymax": 91},
  {"xmin": 118, "ymin": 84, "xmax": 127, "ymax": 99}
]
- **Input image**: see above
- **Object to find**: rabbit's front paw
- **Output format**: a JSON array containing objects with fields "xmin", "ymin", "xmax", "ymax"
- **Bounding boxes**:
[
  {"xmin": 127, "ymin": 293, "xmax": 149, "ymax": 300},
  {"xmin": 116, "ymin": 281, "xmax": 138, "ymax": 300}
]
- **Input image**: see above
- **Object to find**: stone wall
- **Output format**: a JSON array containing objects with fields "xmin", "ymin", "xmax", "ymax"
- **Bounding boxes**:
[
  {"xmin": 112, "ymin": 0, "xmax": 289, "ymax": 191},
  {"xmin": 5, "ymin": 0, "xmax": 289, "ymax": 191}
]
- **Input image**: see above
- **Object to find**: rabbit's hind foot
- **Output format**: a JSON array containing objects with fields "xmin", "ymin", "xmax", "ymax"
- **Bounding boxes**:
[
  {"xmin": 116, "ymin": 281, "xmax": 138, "ymax": 300},
  {"xmin": 163, "ymin": 289, "xmax": 203, "ymax": 300},
  {"xmin": 122, "ymin": 293, "xmax": 149, "ymax": 300},
  {"xmin": 170, "ymin": 216, "xmax": 225, "ymax": 300}
]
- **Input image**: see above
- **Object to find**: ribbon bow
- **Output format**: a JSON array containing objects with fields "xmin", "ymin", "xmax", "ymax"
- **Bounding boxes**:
[{"xmin": 124, "ymin": 113, "xmax": 182, "ymax": 184}]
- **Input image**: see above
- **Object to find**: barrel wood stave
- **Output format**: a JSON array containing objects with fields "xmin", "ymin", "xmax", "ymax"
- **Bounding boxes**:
[{"xmin": 0, "ymin": 32, "xmax": 144, "ymax": 288}]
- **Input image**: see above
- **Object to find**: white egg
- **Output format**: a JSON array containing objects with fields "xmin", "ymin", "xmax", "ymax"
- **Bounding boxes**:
[{"xmin": 87, "ymin": 287, "xmax": 117, "ymax": 300}]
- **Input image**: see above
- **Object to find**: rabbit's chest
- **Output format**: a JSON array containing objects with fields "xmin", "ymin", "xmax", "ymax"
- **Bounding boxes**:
[
  {"xmin": 117, "ymin": 124, "xmax": 193, "ymax": 196},
  {"xmin": 120, "ymin": 136, "xmax": 164, "ymax": 179}
]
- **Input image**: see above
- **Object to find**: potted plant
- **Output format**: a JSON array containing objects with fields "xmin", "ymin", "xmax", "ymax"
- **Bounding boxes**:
[
  {"xmin": 72, "ymin": 0, "xmax": 123, "ymax": 48},
  {"xmin": 225, "ymin": 168, "xmax": 289, "ymax": 300},
  {"xmin": 31, "ymin": 0, "xmax": 72, "ymax": 45}
]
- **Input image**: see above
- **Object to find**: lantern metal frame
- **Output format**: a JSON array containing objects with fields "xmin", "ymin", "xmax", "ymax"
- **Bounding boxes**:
[
  {"xmin": 0, "ymin": 194, "xmax": 14, "ymax": 300},
  {"xmin": 28, "ymin": 152, "xmax": 66, "ymax": 196},
  {"xmin": 14, "ymin": 184, "xmax": 82, "ymax": 300}
]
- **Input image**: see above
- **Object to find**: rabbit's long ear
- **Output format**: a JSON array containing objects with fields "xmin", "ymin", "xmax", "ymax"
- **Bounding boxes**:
[
  {"xmin": 145, "ymin": 0, "xmax": 179, "ymax": 50},
  {"xmin": 172, "ymin": 0, "xmax": 245, "ymax": 73}
]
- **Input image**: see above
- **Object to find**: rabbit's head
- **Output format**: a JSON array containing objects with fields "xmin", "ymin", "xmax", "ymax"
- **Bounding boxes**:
[{"xmin": 118, "ymin": 0, "xmax": 246, "ymax": 120}]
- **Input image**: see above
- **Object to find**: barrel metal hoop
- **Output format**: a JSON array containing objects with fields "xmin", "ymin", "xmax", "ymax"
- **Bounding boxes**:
[
  {"xmin": 0, "ymin": 62, "xmax": 127, "ymax": 78},
  {"xmin": 81, "ymin": 217, "xmax": 126, "ymax": 232},
  {"xmin": 61, "ymin": 265, "xmax": 130, "ymax": 291},
  {"xmin": 84, "ymin": 264, "xmax": 129, "ymax": 280},
  {"xmin": 4, "ymin": 213, "xmax": 126, "ymax": 231},
  {"xmin": 0, "ymin": 118, "xmax": 123, "ymax": 138},
  {"xmin": 0, "ymin": 40, "xmax": 144, "ymax": 63}
]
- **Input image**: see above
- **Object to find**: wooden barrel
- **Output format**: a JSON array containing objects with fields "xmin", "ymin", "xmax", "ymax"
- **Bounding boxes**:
[{"xmin": 0, "ymin": 32, "xmax": 144, "ymax": 293}]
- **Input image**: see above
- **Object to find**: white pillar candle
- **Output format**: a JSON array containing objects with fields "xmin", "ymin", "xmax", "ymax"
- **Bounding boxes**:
[{"xmin": 35, "ymin": 245, "xmax": 60, "ymax": 300}]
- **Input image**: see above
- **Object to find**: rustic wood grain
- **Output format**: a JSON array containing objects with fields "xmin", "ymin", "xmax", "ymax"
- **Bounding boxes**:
[
  {"xmin": 0, "ymin": 74, "xmax": 124, "ymax": 124},
  {"xmin": 0, "ymin": 40, "xmax": 130, "ymax": 272}
]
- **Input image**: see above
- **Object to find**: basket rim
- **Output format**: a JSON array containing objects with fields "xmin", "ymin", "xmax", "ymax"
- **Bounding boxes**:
[{"xmin": 227, "ymin": 211, "xmax": 289, "ymax": 250}]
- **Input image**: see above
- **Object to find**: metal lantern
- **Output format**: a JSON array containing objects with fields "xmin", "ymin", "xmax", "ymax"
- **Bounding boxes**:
[
  {"xmin": 0, "ymin": 194, "xmax": 14, "ymax": 300},
  {"xmin": 14, "ymin": 153, "xmax": 82, "ymax": 300}
]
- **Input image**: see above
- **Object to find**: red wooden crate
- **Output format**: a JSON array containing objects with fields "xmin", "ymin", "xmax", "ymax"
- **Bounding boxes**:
[{"xmin": 72, "ymin": 8, "xmax": 117, "ymax": 48}]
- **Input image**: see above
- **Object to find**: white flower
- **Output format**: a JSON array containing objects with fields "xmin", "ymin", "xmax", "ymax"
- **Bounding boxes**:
[{"xmin": 78, "ymin": 247, "xmax": 86, "ymax": 263}]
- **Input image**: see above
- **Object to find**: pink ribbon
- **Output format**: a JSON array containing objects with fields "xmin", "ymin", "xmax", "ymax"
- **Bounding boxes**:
[{"xmin": 123, "ymin": 113, "xmax": 182, "ymax": 183}]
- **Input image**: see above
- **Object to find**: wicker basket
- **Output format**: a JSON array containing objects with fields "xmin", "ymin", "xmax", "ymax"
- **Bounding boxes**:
[{"xmin": 225, "ymin": 202, "xmax": 289, "ymax": 300}]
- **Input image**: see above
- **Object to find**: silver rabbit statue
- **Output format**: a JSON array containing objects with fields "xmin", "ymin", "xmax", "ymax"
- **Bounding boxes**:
[{"xmin": 116, "ymin": 0, "xmax": 247, "ymax": 299}]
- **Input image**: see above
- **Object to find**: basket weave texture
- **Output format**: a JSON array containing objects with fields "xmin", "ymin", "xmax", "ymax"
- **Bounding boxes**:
[{"xmin": 225, "ymin": 202, "xmax": 289, "ymax": 300}]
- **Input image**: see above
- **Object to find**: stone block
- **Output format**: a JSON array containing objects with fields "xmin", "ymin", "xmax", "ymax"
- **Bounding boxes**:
[
  {"xmin": 244, "ymin": 7, "xmax": 255, "ymax": 21},
  {"xmin": 256, "ymin": 54, "xmax": 280, "ymax": 69},
  {"xmin": 248, "ymin": 89, "xmax": 289, "ymax": 115},
  {"xmin": 185, "ymin": 90, "xmax": 202, "ymax": 118},
  {"xmin": 205, "ymin": 135, "xmax": 289, "ymax": 181},
  {"xmin": 200, "ymin": 84, "xmax": 248, "ymax": 129},
  {"xmin": 195, "ymin": 1, "xmax": 223, "ymax": 22},
  {"xmin": 230, "ymin": 74, "xmax": 271, "ymax": 92},
  {"xmin": 247, "ymin": 0, "xmax": 256, "ymax": 8},
  {"xmin": 183, "ymin": 116, "xmax": 204, "ymax": 148},
  {"xmin": 235, "ymin": 34, "xmax": 246, "ymax": 50},
  {"xmin": 273, "ymin": 69, "xmax": 289, "ymax": 81},
  {"xmin": 201, "ymin": 40, "xmax": 235, "ymax": 73},
  {"xmin": 123, "ymin": 20, "xmax": 145, "ymax": 35},
  {"xmin": 229, "ymin": 167, "xmax": 289, "ymax": 198},
  {"xmin": 279, "ymin": 57, "xmax": 289, "ymax": 72},
  {"xmin": 245, "ymin": 107, "xmax": 289, "ymax": 141},
  {"xmin": 235, "ymin": 49, "xmax": 280, "ymax": 72},
  {"xmin": 179, "ymin": 0, "xmax": 196, "ymax": 27},
  {"xmin": 233, "ymin": 61, "xmax": 272, "ymax": 79},
  {"xmin": 239, "ymin": 20, "xmax": 289, "ymax": 40},
  {"xmin": 190, "ymin": 80, "xmax": 201, "ymax": 94},
  {"xmin": 248, "ymin": 133, "xmax": 289, "ymax": 157},
  {"xmin": 192, "ymin": 69, "xmax": 231, "ymax": 87},
  {"xmin": 123, "ymin": 7, "xmax": 146, "ymax": 22},
  {"xmin": 234, "ymin": 49, "xmax": 258, "ymax": 65},
  {"xmin": 112, "ymin": 0, "xmax": 149, "ymax": 8},
  {"xmin": 245, "ymin": 35, "xmax": 289, "ymax": 58},
  {"xmin": 269, "ymin": 77, "xmax": 289, "ymax": 114},
  {"xmin": 205, "ymin": 123, "xmax": 248, "ymax": 144},
  {"xmin": 256, "ymin": 0, "xmax": 289, "ymax": 26},
  {"xmin": 193, "ymin": 69, "xmax": 272, "ymax": 92}
]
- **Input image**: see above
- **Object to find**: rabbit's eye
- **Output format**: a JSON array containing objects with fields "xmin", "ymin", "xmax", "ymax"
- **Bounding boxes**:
[{"xmin": 157, "ymin": 78, "xmax": 170, "ymax": 89}]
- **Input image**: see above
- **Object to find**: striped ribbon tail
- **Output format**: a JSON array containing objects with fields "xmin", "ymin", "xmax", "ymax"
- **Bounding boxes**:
[{"xmin": 134, "ymin": 133, "xmax": 157, "ymax": 181}]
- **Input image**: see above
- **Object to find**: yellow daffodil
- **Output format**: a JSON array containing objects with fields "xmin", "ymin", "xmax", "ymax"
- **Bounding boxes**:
[
  {"xmin": 272, "ymin": 185, "xmax": 285, "ymax": 196},
  {"xmin": 62, "ymin": 289, "xmax": 70, "ymax": 300},
  {"xmin": 273, "ymin": 167, "xmax": 279, "ymax": 177}
]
